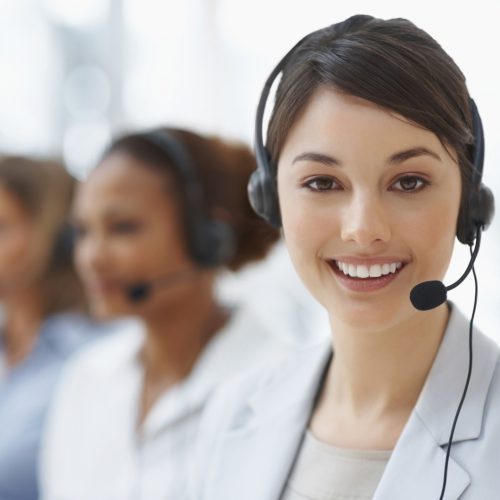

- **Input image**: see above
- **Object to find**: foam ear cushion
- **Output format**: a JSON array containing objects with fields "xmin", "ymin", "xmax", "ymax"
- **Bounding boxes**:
[
  {"xmin": 247, "ymin": 169, "xmax": 281, "ymax": 228},
  {"xmin": 191, "ymin": 220, "xmax": 236, "ymax": 267},
  {"xmin": 457, "ymin": 185, "xmax": 495, "ymax": 245},
  {"xmin": 51, "ymin": 223, "xmax": 75, "ymax": 265}
]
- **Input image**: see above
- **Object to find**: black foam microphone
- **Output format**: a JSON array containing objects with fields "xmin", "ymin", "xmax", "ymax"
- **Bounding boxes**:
[
  {"xmin": 410, "ymin": 229, "xmax": 482, "ymax": 311},
  {"xmin": 126, "ymin": 269, "xmax": 197, "ymax": 302}
]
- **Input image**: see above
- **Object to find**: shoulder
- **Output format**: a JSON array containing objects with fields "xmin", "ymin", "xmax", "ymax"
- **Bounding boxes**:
[
  {"xmin": 44, "ymin": 318, "xmax": 144, "ymax": 418},
  {"xmin": 60, "ymin": 318, "xmax": 144, "ymax": 377},
  {"xmin": 189, "ymin": 337, "xmax": 330, "ymax": 497},
  {"xmin": 40, "ymin": 312, "xmax": 132, "ymax": 358},
  {"xmin": 445, "ymin": 303, "xmax": 500, "ymax": 436},
  {"xmin": 202, "ymin": 305, "xmax": 297, "ymax": 370},
  {"xmin": 39, "ymin": 319, "xmax": 145, "ymax": 491},
  {"xmin": 207, "ymin": 310, "xmax": 329, "ymax": 403}
]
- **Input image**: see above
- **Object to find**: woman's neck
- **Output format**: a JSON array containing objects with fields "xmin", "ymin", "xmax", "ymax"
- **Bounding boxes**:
[
  {"xmin": 3, "ymin": 288, "xmax": 45, "ymax": 368},
  {"xmin": 310, "ymin": 304, "xmax": 450, "ymax": 449},
  {"xmin": 137, "ymin": 281, "xmax": 228, "ymax": 425}
]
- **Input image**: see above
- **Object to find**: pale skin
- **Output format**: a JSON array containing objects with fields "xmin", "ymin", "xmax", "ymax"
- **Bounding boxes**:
[
  {"xmin": 0, "ymin": 184, "xmax": 47, "ymax": 368},
  {"xmin": 73, "ymin": 154, "xmax": 228, "ymax": 425},
  {"xmin": 277, "ymin": 87, "xmax": 462, "ymax": 450}
]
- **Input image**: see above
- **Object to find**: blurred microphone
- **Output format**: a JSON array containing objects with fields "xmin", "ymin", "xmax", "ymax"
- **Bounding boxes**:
[
  {"xmin": 126, "ymin": 269, "xmax": 197, "ymax": 302},
  {"xmin": 410, "ymin": 231, "xmax": 482, "ymax": 311}
]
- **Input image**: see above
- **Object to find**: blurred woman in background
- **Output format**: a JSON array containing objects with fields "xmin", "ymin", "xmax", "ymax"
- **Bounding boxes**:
[
  {"xmin": 40, "ymin": 127, "xmax": 285, "ymax": 499},
  {"xmin": 0, "ymin": 156, "xmax": 102, "ymax": 500}
]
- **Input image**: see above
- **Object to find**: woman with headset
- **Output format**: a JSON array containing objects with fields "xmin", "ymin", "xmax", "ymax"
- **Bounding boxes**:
[
  {"xmin": 39, "ymin": 128, "xmax": 284, "ymax": 499},
  {"xmin": 0, "ymin": 156, "xmax": 103, "ymax": 500},
  {"xmin": 191, "ymin": 15, "xmax": 498, "ymax": 500}
]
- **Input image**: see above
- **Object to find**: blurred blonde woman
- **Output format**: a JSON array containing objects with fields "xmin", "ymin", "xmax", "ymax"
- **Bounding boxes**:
[{"xmin": 0, "ymin": 156, "xmax": 103, "ymax": 500}]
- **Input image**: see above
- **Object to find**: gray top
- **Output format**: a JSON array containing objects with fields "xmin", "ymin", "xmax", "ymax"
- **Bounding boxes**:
[
  {"xmin": 281, "ymin": 430, "xmax": 392, "ymax": 500},
  {"xmin": 0, "ymin": 312, "xmax": 110, "ymax": 500}
]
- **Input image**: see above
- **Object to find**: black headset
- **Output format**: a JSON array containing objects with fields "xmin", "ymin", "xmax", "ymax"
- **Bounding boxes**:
[
  {"xmin": 248, "ymin": 37, "xmax": 495, "ymax": 246},
  {"xmin": 138, "ymin": 129, "xmax": 235, "ymax": 267},
  {"xmin": 51, "ymin": 221, "xmax": 77, "ymax": 267}
]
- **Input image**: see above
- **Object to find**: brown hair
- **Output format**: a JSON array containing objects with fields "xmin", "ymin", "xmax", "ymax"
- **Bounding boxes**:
[
  {"xmin": 103, "ymin": 128, "xmax": 280, "ymax": 271},
  {"xmin": 0, "ymin": 156, "xmax": 85, "ymax": 314},
  {"xmin": 267, "ymin": 15, "xmax": 475, "ymax": 223}
]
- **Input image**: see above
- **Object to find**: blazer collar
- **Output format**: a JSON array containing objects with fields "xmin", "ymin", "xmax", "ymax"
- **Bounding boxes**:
[
  {"xmin": 247, "ymin": 339, "xmax": 332, "ymax": 418},
  {"xmin": 373, "ymin": 411, "xmax": 471, "ymax": 499},
  {"xmin": 414, "ymin": 303, "xmax": 499, "ymax": 445},
  {"xmin": 211, "ymin": 340, "xmax": 332, "ymax": 500}
]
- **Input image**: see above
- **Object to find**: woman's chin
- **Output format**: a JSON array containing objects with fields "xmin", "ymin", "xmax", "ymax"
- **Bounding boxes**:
[
  {"xmin": 89, "ymin": 302, "xmax": 127, "ymax": 321},
  {"xmin": 324, "ymin": 295, "xmax": 415, "ymax": 334}
]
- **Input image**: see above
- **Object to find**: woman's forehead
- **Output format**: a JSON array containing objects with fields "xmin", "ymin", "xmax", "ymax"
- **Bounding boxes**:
[
  {"xmin": 75, "ymin": 155, "xmax": 177, "ymax": 215},
  {"xmin": 280, "ymin": 88, "xmax": 447, "ymax": 161}
]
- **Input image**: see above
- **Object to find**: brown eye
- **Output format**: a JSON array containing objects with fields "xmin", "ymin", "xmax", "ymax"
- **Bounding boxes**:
[
  {"xmin": 111, "ymin": 221, "xmax": 142, "ymax": 234},
  {"xmin": 392, "ymin": 175, "xmax": 428, "ymax": 192},
  {"xmin": 304, "ymin": 176, "xmax": 341, "ymax": 192}
]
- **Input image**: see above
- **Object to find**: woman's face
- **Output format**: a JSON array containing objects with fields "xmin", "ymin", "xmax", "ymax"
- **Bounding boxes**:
[
  {"xmin": 0, "ymin": 184, "xmax": 41, "ymax": 297},
  {"xmin": 277, "ymin": 88, "xmax": 462, "ymax": 331},
  {"xmin": 73, "ymin": 152, "xmax": 197, "ymax": 320}
]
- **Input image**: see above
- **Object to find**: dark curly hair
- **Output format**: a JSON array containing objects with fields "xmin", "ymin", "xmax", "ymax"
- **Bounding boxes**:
[{"xmin": 103, "ymin": 128, "xmax": 280, "ymax": 271}]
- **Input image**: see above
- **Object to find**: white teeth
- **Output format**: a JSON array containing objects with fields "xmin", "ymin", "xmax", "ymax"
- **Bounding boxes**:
[
  {"xmin": 369, "ymin": 264, "xmax": 382, "ymax": 278},
  {"xmin": 335, "ymin": 261, "xmax": 403, "ymax": 279},
  {"xmin": 357, "ymin": 265, "xmax": 369, "ymax": 278}
]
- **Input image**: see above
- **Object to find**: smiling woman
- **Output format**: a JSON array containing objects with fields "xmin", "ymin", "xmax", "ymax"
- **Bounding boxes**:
[
  {"xmin": 39, "ymin": 127, "xmax": 284, "ymax": 500},
  {"xmin": 191, "ymin": 15, "xmax": 498, "ymax": 500}
]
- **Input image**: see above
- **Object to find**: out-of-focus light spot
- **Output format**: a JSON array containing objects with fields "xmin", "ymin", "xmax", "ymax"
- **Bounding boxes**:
[
  {"xmin": 64, "ymin": 65, "xmax": 111, "ymax": 119},
  {"xmin": 63, "ymin": 119, "xmax": 111, "ymax": 179},
  {"xmin": 42, "ymin": 0, "xmax": 110, "ymax": 28},
  {"xmin": 0, "ymin": 2, "xmax": 57, "ymax": 154},
  {"xmin": 123, "ymin": 0, "xmax": 184, "ymax": 40}
]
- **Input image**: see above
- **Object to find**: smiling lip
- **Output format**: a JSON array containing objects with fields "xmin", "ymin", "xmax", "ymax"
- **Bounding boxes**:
[{"xmin": 327, "ymin": 258, "xmax": 407, "ymax": 292}]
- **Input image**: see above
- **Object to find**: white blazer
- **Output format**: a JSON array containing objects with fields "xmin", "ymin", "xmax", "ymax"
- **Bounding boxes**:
[{"xmin": 191, "ymin": 304, "xmax": 500, "ymax": 499}]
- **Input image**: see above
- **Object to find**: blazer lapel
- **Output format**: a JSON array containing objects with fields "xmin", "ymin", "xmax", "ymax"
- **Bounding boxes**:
[
  {"xmin": 374, "ymin": 305, "xmax": 499, "ymax": 499},
  {"xmin": 373, "ymin": 411, "xmax": 470, "ymax": 499},
  {"xmin": 208, "ymin": 341, "xmax": 332, "ymax": 500}
]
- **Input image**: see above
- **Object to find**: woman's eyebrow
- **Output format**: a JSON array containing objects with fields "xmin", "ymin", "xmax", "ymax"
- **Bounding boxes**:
[
  {"xmin": 389, "ymin": 147, "xmax": 441, "ymax": 164},
  {"xmin": 292, "ymin": 147, "xmax": 441, "ymax": 167},
  {"xmin": 292, "ymin": 152, "xmax": 341, "ymax": 167}
]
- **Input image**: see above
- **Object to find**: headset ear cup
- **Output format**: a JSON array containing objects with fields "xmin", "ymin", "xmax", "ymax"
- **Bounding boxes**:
[
  {"xmin": 209, "ymin": 220, "xmax": 236, "ymax": 266},
  {"xmin": 247, "ymin": 169, "xmax": 281, "ymax": 228},
  {"xmin": 191, "ymin": 220, "xmax": 236, "ymax": 267},
  {"xmin": 473, "ymin": 184, "xmax": 495, "ymax": 229},
  {"xmin": 457, "ymin": 184, "xmax": 495, "ymax": 245},
  {"xmin": 51, "ymin": 222, "xmax": 75, "ymax": 267}
]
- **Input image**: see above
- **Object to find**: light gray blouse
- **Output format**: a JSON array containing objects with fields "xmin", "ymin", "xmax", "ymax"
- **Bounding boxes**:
[{"xmin": 281, "ymin": 430, "xmax": 392, "ymax": 500}]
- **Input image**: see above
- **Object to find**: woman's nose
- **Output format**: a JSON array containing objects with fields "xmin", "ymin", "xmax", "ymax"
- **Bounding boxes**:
[{"xmin": 340, "ymin": 193, "xmax": 392, "ymax": 247}]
